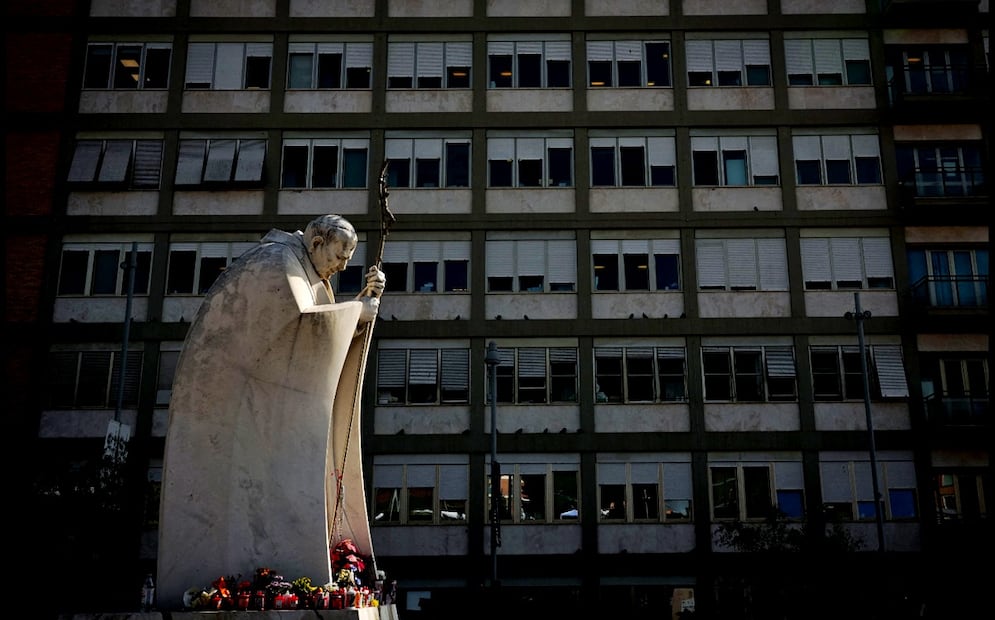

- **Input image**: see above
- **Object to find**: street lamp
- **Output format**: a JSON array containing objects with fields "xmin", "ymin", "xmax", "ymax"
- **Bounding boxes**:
[
  {"xmin": 844, "ymin": 292, "xmax": 886, "ymax": 553},
  {"xmin": 484, "ymin": 341, "xmax": 502, "ymax": 586}
]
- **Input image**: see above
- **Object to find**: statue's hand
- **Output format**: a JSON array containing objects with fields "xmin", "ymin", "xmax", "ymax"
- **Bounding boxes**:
[
  {"xmin": 361, "ymin": 265, "xmax": 386, "ymax": 298},
  {"xmin": 359, "ymin": 295, "xmax": 380, "ymax": 324}
]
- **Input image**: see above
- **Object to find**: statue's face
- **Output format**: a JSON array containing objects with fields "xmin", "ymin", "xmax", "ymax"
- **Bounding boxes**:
[{"xmin": 310, "ymin": 232, "xmax": 357, "ymax": 280}]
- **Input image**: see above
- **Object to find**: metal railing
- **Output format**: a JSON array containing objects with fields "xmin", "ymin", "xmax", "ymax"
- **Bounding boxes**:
[
  {"xmin": 923, "ymin": 392, "xmax": 990, "ymax": 425},
  {"xmin": 908, "ymin": 275, "xmax": 989, "ymax": 309}
]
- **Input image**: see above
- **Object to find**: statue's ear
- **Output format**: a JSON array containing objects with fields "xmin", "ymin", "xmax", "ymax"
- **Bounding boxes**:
[{"xmin": 310, "ymin": 235, "xmax": 324, "ymax": 251}]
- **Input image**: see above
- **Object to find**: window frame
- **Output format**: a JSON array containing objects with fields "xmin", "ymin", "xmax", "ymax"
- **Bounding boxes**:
[
  {"xmin": 701, "ymin": 345, "xmax": 798, "ymax": 403},
  {"xmin": 485, "ymin": 237, "xmax": 577, "ymax": 293},
  {"xmin": 375, "ymin": 346, "xmax": 471, "ymax": 406},
  {"xmin": 385, "ymin": 135, "xmax": 471, "ymax": 189},
  {"xmin": 597, "ymin": 460, "xmax": 693, "ymax": 523},
  {"xmin": 48, "ymin": 349, "xmax": 143, "ymax": 410},
  {"xmin": 820, "ymin": 456, "xmax": 919, "ymax": 522},
  {"xmin": 487, "ymin": 135, "xmax": 575, "ymax": 188},
  {"xmin": 280, "ymin": 136, "xmax": 370, "ymax": 189},
  {"xmin": 809, "ymin": 344, "xmax": 910, "ymax": 401},
  {"xmin": 593, "ymin": 345, "xmax": 688, "ymax": 404},
  {"xmin": 164, "ymin": 241, "xmax": 257, "ymax": 296},
  {"xmin": 174, "ymin": 136, "xmax": 267, "ymax": 187},
  {"xmin": 589, "ymin": 135, "xmax": 677, "ymax": 188},
  {"xmin": 82, "ymin": 41, "xmax": 173, "ymax": 90},
  {"xmin": 792, "ymin": 133, "xmax": 882, "ymax": 186},
  {"xmin": 386, "ymin": 40, "xmax": 472, "ymax": 89},
  {"xmin": 487, "ymin": 462, "xmax": 581, "ymax": 524},
  {"xmin": 57, "ymin": 242, "xmax": 154, "ymax": 297},
  {"xmin": 585, "ymin": 39, "xmax": 672, "ymax": 88},
  {"xmin": 784, "ymin": 37, "xmax": 872, "ymax": 87},
  {"xmin": 694, "ymin": 236, "xmax": 789, "ymax": 292},
  {"xmin": 184, "ymin": 41, "xmax": 273, "ymax": 90},
  {"xmin": 487, "ymin": 346, "xmax": 579, "ymax": 405},
  {"xmin": 487, "ymin": 38, "xmax": 572, "ymax": 89},
  {"xmin": 286, "ymin": 41, "xmax": 373, "ymax": 90},
  {"xmin": 800, "ymin": 235, "xmax": 895, "ymax": 291},
  {"xmin": 372, "ymin": 461, "xmax": 469, "ymax": 526},
  {"xmin": 685, "ymin": 38, "xmax": 772, "ymax": 87},
  {"xmin": 67, "ymin": 138, "xmax": 164, "ymax": 189},
  {"xmin": 690, "ymin": 134, "xmax": 780, "ymax": 186}
]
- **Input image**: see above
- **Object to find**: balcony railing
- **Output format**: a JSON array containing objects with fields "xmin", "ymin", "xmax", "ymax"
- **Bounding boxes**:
[
  {"xmin": 909, "ymin": 275, "xmax": 988, "ymax": 309},
  {"xmin": 923, "ymin": 392, "xmax": 989, "ymax": 425},
  {"xmin": 899, "ymin": 168, "xmax": 987, "ymax": 199}
]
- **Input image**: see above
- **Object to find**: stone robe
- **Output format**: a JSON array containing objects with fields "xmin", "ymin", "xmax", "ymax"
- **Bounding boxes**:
[{"xmin": 157, "ymin": 229, "xmax": 375, "ymax": 608}]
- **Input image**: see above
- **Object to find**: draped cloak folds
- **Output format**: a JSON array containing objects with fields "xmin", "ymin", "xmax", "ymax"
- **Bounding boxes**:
[{"xmin": 156, "ymin": 229, "xmax": 375, "ymax": 608}]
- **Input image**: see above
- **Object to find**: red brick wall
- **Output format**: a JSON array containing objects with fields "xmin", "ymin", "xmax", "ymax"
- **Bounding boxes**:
[
  {"xmin": 6, "ymin": 33, "xmax": 74, "ymax": 113},
  {"xmin": 6, "ymin": 132, "xmax": 61, "ymax": 216},
  {"xmin": 5, "ymin": 234, "xmax": 48, "ymax": 324}
]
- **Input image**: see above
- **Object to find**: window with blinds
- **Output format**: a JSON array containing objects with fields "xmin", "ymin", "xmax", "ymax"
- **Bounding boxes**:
[
  {"xmin": 690, "ymin": 134, "xmax": 779, "ymax": 186},
  {"xmin": 695, "ymin": 237, "xmax": 788, "ymax": 291},
  {"xmin": 281, "ymin": 136, "xmax": 369, "ymax": 189},
  {"xmin": 702, "ymin": 346, "xmax": 797, "ymax": 402},
  {"xmin": 589, "ymin": 134, "xmax": 676, "ymax": 187},
  {"xmin": 376, "ymin": 347, "xmax": 470, "ymax": 405},
  {"xmin": 487, "ymin": 37, "xmax": 572, "ymax": 88},
  {"xmin": 586, "ymin": 39, "xmax": 671, "ymax": 87},
  {"xmin": 48, "ymin": 350, "xmax": 143, "ymax": 409},
  {"xmin": 597, "ymin": 458, "xmax": 693, "ymax": 522},
  {"xmin": 810, "ymin": 344, "xmax": 909, "ymax": 400},
  {"xmin": 487, "ymin": 134, "xmax": 575, "ymax": 188},
  {"xmin": 486, "ymin": 237, "xmax": 577, "ymax": 292},
  {"xmin": 793, "ymin": 132, "xmax": 882, "ymax": 186},
  {"xmin": 591, "ymin": 238, "xmax": 681, "ymax": 291},
  {"xmin": 382, "ymin": 240, "xmax": 471, "ymax": 293},
  {"xmin": 800, "ymin": 235, "xmax": 894, "ymax": 290},
  {"xmin": 57, "ymin": 243, "xmax": 154, "ymax": 297},
  {"xmin": 373, "ymin": 459, "xmax": 469, "ymax": 525},
  {"xmin": 184, "ymin": 41, "xmax": 272, "ymax": 89},
  {"xmin": 83, "ymin": 41, "xmax": 172, "ymax": 90},
  {"xmin": 594, "ymin": 345, "xmax": 687, "ymax": 403},
  {"xmin": 175, "ymin": 137, "xmax": 267, "ymax": 186},
  {"xmin": 686, "ymin": 38, "xmax": 771, "ymax": 87},
  {"xmin": 784, "ymin": 37, "xmax": 872, "ymax": 86},
  {"xmin": 487, "ymin": 347, "xmax": 578, "ymax": 404},
  {"xmin": 287, "ymin": 41, "xmax": 372, "ymax": 89},
  {"xmin": 709, "ymin": 458, "xmax": 805, "ymax": 521},
  {"xmin": 387, "ymin": 40, "xmax": 472, "ymax": 89},
  {"xmin": 384, "ymin": 135, "xmax": 471, "ymax": 189},
  {"xmin": 67, "ymin": 139, "xmax": 164, "ymax": 189},
  {"xmin": 165, "ymin": 241, "xmax": 257, "ymax": 295},
  {"xmin": 820, "ymin": 455, "xmax": 918, "ymax": 521}
]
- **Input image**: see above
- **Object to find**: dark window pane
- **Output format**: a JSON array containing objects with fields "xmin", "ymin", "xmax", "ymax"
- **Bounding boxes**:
[
  {"xmin": 444, "ymin": 260, "xmax": 468, "ymax": 292},
  {"xmin": 489, "ymin": 159, "xmax": 512, "ymax": 187},
  {"xmin": 414, "ymin": 262, "xmax": 437, "ymax": 292},
  {"xmin": 91, "ymin": 250, "xmax": 120, "ymax": 295},
  {"xmin": 132, "ymin": 251, "xmax": 152, "ymax": 295},
  {"xmin": 167, "ymin": 250, "xmax": 196, "ymax": 294},
  {"xmin": 345, "ymin": 66, "xmax": 369, "ymax": 88},
  {"xmin": 288, "ymin": 53, "xmax": 314, "ymax": 89},
  {"xmin": 633, "ymin": 483, "xmax": 659, "ymax": 519},
  {"xmin": 489, "ymin": 54, "xmax": 513, "ymax": 87},
  {"xmin": 547, "ymin": 59, "xmax": 570, "ymax": 87},
  {"xmin": 623, "ymin": 254, "xmax": 649, "ymax": 290},
  {"xmin": 591, "ymin": 147, "xmax": 616, "ymax": 186},
  {"xmin": 548, "ymin": 148, "xmax": 572, "ymax": 186},
  {"xmin": 745, "ymin": 65, "xmax": 770, "ymax": 86},
  {"xmin": 655, "ymin": 254, "xmax": 679, "ymax": 290},
  {"xmin": 488, "ymin": 276, "xmax": 513, "ymax": 292},
  {"xmin": 518, "ymin": 159, "xmax": 542, "ymax": 187},
  {"xmin": 711, "ymin": 467, "xmax": 738, "ymax": 519},
  {"xmin": 317, "ymin": 53, "xmax": 342, "ymax": 88},
  {"xmin": 337, "ymin": 265, "xmax": 363, "ymax": 293},
  {"xmin": 645, "ymin": 42, "xmax": 671, "ymax": 87},
  {"xmin": 817, "ymin": 72, "xmax": 843, "ymax": 86},
  {"xmin": 382, "ymin": 262, "xmax": 408, "ymax": 292},
  {"xmin": 688, "ymin": 71, "xmax": 712, "ymax": 86},
  {"xmin": 312, "ymin": 145, "xmax": 338, "ymax": 188},
  {"xmin": 796, "ymin": 160, "xmax": 822, "ymax": 185},
  {"xmin": 388, "ymin": 158, "xmax": 411, "ymax": 188},
  {"xmin": 846, "ymin": 59, "xmax": 871, "ymax": 85},
  {"xmin": 244, "ymin": 56, "xmax": 271, "ymax": 89},
  {"xmin": 113, "ymin": 45, "xmax": 144, "ymax": 89},
  {"xmin": 445, "ymin": 143, "xmax": 470, "ymax": 187},
  {"xmin": 198, "ymin": 256, "xmax": 227, "ymax": 294},
  {"xmin": 855, "ymin": 157, "xmax": 881, "ymax": 184},
  {"xmin": 144, "ymin": 47, "xmax": 171, "ymax": 88},
  {"xmin": 518, "ymin": 54, "xmax": 542, "ymax": 87},
  {"xmin": 717, "ymin": 70, "xmax": 742, "ymax": 86},
  {"xmin": 617, "ymin": 61, "xmax": 641, "ymax": 87},
  {"xmin": 447, "ymin": 65, "xmax": 470, "ymax": 88},
  {"xmin": 744, "ymin": 467, "xmax": 772, "ymax": 518},
  {"xmin": 415, "ymin": 158, "xmax": 440, "ymax": 188},
  {"xmin": 826, "ymin": 160, "xmax": 852, "ymax": 184},
  {"xmin": 417, "ymin": 76, "xmax": 442, "ymax": 88},
  {"xmin": 59, "ymin": 251, "xmax": 89, "ymax": 295},
  {"xmin": 589, "ymin": 60, "xmax": 612, "ymax": 87},
  {"xmin": 620, "ymin": 146, "xmax": 646, "ymax": 186},
  {"xmin": 593, "ymin": 254, "xmax": 619, "ymax": 291},
  {"xmin": 650, "ymin": 165, "xmax": 675, "ymax": 186},
  {"xmin": 282, "ymin": 145, "xmax": 308, "ymax": 188},
  {"xmin": 693, "ymin": 150, "xmax": 719, "ymax": 185},
  {"xmin": 84, "ymin": 45, "xmax": 113, "ymax": 89}
]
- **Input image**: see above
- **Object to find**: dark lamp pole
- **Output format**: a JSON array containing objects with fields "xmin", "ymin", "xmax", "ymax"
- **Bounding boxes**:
[
  {"xmin": 484, "ymin": 341, "xmax": 502, "ymax": 586},
  {"xmin": 845, "ymin": 292, "xmax": 886, "ymax": 553}
]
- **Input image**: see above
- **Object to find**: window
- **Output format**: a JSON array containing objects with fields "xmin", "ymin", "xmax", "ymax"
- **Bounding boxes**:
[
  {"xmin": 381, "ymin": 240, "xmax": 470, "ymax": 293},
  {"xmin": 67, "ymin": 139, "xmax": 164, "ymax": 189},
  {"xmin": 387, "ymin": 40, "xmax": 471, "ymax": 89},
  {"xmin": 933, "ymin": 472, "xmax": 987, "ymax": 522},
  {"xmin": 48, "ymin": 349, "xmax": 143, "ymax": 409},
  {"xmin": 598, "ymin": 459, "xmax": 692, "ymax": 522},
  {"xmin": 487, "ymin": 347, "xmax": 578, "ymax": 404},
  {"xmin": 281, "ymin": 136, "xmax": 369, "ymax": 189},
  {"xmin": 895, "ymin": 143, "xmax": 986, "ymax": 198},
  {"xmin": 487, "ymin": 134, "xmax": 574, "ymax": 188},
  {"xmin": 686, "ymin": 38, "xmax": 771, "ymax": 87},
  {"xmin": 57, "ymin": 242, "xmax": 153, "ymax": 296},
  {"xmin": 385, "ymin": 135, "xmax": 471, "ymax": 188},
  {"xmin": 695, "ymin": 237, "xmax": 788, "ymax": 291},
  {"xmin": 710, "ymin": 459, "xmax": 805, "ymax": 521},
  {"xmin": 488, "ymin": 462, "xmax": 580, "ymax": 523},
  {"xmin": 376, "ymin": 346, "xmax": 470, "ymax": 405},
  {"xmin": 887, "ymin": 45, "xmax": 970, "ymax": 95},
  {"xmin": 332, "ymin": 240, "xmax": 368, "ymax": 295},
  {"xmin": 589, "ymin": 135, "xmax": 676, "ymax": 187},
  {"xmin": 809, "ymin": 344, "xmax": 910, "ymax": 401},
  {"xmin": 691, "ymin": 134, "xmax": 779, "ymax": 186},
  {"xmin": 185, "ymin": 41, "xmax": 272, "ymax": 89},
  {"xmin": 784, "ymin": 38, "xmax": 871, "ymax": 86},
  {"xmin": 820, "ymin": 454, "xmax": 918, "ymax": 522},
  {"xmin": 175, "ymin": 136, "xmax": 266, "ymax": 185},
  {"xmin": 793, "ymin": 133, "xmax": 882, "ymax": 185},
  {"xmin": 591, "ymin": 238, "xmax": 681, "ymax": 292},
  {"xmin": 907, "ymin": 247, "xmax": 989, "ymax": 309},
  {"xmin": 155, "ymin": 348, "xmax": 181, "ymax": 406},
  {"xmin": 488, "ymin": 38, "xmax": 571, "ymax": 88},
  {"xmin": 702, "ymin": 346, "xmax": 797, "ymax": 402},
  {"xmin": 165, "ymin": 241, "xmax": 256, "ymax": 295},
  {"xmin": 800, "ymin": 235, "xmax": 894, "ymax": 290},
  {"xmin": 486, "ymin": 236, "xmax": 577, "ymax": 293},
  {"xmin": 286, "ymin": 41, "xmax": 372, "ymax": 89},
  {"xmin": 83, "ymin": 41, "xmax": 171, "ymax": 89},
  {"xmin": 594, "ymin": 346, "xmax": 687, "ymax": 404},
  {"xmin": 586, "ymin": 40, "xmax": 671, "ymax": 87},
  {"xmin": 919, "ymin": 355, "xmax": 989, "ymax": 424},
  {"xmin": 373, "ymin": 460, "xmax": 468, "ymax": 525}
]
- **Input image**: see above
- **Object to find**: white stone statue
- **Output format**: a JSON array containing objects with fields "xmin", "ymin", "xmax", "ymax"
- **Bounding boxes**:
[{"xmin": 156, "ymin": 214, "xmax": 385, "ymax": 609}]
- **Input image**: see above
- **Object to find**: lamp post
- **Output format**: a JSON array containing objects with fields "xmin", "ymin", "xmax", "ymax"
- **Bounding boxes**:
[
  {"xmin": 844, "ymin": 292, "xmax": 886, "ymax": 553},
  {"xmin": 484, "ymin": 341, "xmax": 502, "ymax": 586}
]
